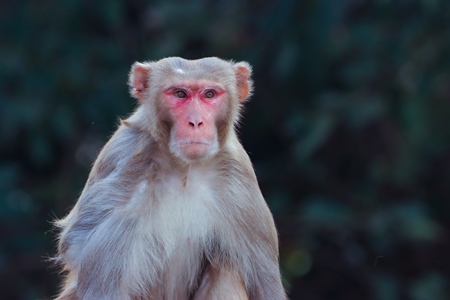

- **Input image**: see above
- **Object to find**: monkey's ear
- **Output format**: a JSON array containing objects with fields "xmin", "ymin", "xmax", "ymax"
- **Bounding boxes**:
[
  {"xmin": 129, "ymin": 62, "xmax": 151, "ymax": 100},
  {"xmin": 234, "ymin": 62, "xmax": 253, "ymax": 102}
]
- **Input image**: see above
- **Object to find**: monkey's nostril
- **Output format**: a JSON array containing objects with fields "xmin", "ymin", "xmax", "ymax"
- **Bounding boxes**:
[{"xmin": 189, "ymin": 121, "xmax": 203, "ymax": 128}]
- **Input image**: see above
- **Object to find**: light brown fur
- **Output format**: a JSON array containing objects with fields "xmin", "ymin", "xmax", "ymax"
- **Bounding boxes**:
[{"xmin": 54, "ymin": 57, "xmax": 286, "ymax": 300}]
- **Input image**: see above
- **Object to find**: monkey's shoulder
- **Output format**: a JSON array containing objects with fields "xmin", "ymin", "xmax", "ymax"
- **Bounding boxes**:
[{"xmin": 87, "ymin": 124, "xmax": 157, "ymax": 183}]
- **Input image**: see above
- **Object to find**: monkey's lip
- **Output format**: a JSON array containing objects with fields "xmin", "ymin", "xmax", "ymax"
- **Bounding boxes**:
[{"xmin": 178, "ymin": 141, "xmax": 211, "ymax": 146}]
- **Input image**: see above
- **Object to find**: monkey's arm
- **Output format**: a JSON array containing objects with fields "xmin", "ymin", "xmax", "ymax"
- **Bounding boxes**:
[
  {"xmin": 239, "ymin": 184, "xmax": 286, "ymax": 300},
  {"xmin": 193, "ymin": 265, "xmax": 248, "ymax": 300},
  {"xmin": 56, "ymin": 125, "xmax": 153, "ymax": 300},
  {"xmin": 215, "ymin": 142, "xmax": 286, "ymax": 300}
]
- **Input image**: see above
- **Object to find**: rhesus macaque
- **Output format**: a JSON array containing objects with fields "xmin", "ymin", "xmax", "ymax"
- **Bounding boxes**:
[{"xmin": 54, "ymin": 57, "xmax": 286, "ymax": 300}]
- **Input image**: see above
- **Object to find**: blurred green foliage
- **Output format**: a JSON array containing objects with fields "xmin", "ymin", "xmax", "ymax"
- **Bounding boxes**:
[{"xmin": 1, "ymin": 0, "xmax": 450, "ymax": 299}]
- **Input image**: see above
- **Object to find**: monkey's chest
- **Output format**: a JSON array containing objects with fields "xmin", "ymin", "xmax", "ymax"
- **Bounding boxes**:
[
  {"xmin": 128, "ymin": 176, "xmax": 219, "ymax": 293},
  {"xmin": 152, "ymin": 188, "xmax": 214, "ymax": 248},
  {"xmin": 134, "ymin": 174, "xmax": 219, "ymax": 259}
]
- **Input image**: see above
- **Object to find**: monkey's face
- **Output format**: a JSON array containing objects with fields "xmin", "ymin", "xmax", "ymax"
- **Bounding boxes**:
[
  {"xmin": 162, "ymin": 80, "xmax": 228, "ymax": 162},
  {"xmin": 129, "ymin": 57, "xmax": 253, "ymax": 163}
]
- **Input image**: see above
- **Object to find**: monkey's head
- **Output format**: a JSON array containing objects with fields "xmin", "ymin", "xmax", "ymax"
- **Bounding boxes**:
[{"xmin": 128, "ymin": 57, "xmax": 253, "ymax": 163}]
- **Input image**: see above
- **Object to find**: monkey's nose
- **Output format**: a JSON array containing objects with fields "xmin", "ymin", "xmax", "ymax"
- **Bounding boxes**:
[{"xmin": 189, "ymin": 120, "xmax": 204, "ymax": 129}]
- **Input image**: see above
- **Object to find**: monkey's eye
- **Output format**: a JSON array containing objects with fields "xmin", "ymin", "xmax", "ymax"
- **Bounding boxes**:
[
  {"xmin": 174, "ymin": 90, "xmax": 187, "ymax": 98},
  {"xmin": 204, "ymin": 90, "xmax": 215, "ymax": 99}
]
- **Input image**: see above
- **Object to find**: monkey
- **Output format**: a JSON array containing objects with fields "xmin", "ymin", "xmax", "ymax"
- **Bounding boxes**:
[{"xmin": 54, "ymin": 57, "xmax": 286, "ymax": 300}]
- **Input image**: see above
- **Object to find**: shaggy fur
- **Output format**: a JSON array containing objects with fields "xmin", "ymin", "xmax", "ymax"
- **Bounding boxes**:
[{"xmin": 54, "ymin": 57, "xmax": 286, "ymax": 300}]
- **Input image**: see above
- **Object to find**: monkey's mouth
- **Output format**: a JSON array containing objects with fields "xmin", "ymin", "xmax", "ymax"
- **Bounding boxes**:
[
  {"xmin": 178, "ymin": 141, "xmax": 211, "ymax": 146},
  {"xmin": 170, "ymin": 138, "xmax": 219, "ymax": 161}
]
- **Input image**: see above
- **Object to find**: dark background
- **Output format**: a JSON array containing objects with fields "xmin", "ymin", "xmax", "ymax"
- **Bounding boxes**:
[{"xmin": 1, "ymin": 0, "xmax": 450, "ymax": 299}]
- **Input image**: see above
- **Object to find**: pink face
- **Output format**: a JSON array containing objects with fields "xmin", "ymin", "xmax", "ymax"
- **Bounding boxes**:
[{"xmin": 162, "ymin": 80, "xmax": 227, "ymax": 162}]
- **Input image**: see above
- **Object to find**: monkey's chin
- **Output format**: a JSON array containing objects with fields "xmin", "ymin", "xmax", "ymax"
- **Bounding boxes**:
[{"xmin": 171, "ymin": 141, "xmax": 218, "ymax": 163}]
